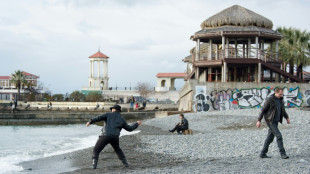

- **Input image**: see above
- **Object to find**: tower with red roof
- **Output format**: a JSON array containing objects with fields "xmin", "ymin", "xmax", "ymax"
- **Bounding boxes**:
[{"xmin": 88, "ymin": 50, "xmax": 109, "ymax": 90}]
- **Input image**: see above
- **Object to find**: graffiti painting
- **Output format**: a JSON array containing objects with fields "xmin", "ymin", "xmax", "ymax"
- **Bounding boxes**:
[
  {"xmin": 232, "ymin": 87, "xmax": 303, "ymax": 108},
  {"xmin": 210, "ymin": 89, "xmax": 238, "ymax": 110},
  {"xmin": 304, "ymin": 90, "xmax": 310, "ymax": 106},
  {"xmin": 194, "ymin": 86, "xmax": 210, "ymax": 112},
  {"xmin": 232, "ymin": 88, "xmax": 272, "ymax": 108}
]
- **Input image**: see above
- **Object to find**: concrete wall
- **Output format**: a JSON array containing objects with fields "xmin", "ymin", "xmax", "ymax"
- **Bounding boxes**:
[
  {"xmin": 0, "ymin": 110, "xmax": 156, "ymax": 125},
  {"xmin": 179, "ymin": 80, "xmax": 310, "ymax": 112},
  {"xmin": 103, "ymin": 90, "xmax": 180, "ymax": 102}
]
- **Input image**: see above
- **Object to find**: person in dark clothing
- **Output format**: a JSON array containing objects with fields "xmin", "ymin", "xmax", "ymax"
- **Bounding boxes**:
[
  {"xmin": 256, "ymin": 88, "xmax": 290, "ymax": 159},
  {"xmin": 86, "ymin": 104, "xmax": 142, "ymax": 169},
  {"xmin": 169, "ymin": 114, "xmax": 189, "ymax": 134}
]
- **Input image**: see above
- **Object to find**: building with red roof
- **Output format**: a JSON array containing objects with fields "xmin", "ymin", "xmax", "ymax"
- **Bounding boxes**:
[
  {"xmin": 0, "ymin": 71, "xmax": 40, "ymax": 100},
  {"xmin": 155, "ymin": 73, "xmax": 186, "ymax": 92}
]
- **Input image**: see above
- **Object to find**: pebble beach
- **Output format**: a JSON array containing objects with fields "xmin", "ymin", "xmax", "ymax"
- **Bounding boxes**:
[{"xmin": 20, "ymin": 108, "xmax": 310, "ymax": 174}]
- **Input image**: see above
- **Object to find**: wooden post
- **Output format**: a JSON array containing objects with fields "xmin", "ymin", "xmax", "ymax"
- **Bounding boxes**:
[
  {"xmin": 261, "ymin": 40, "xmax": 264, "ymax": 60},
  {"xmin": 235, "ymin": 39, "xmax": 238, "ymax": 58},
  {"xmin": 208, "ymin": 68, "xmax": 212, "ymax": 82},
  {"xmin": 196, "ymin": 39, "xmax": 200, "ymax": 61},
  {"xmin": 222, "ymin": 36, "xmax": 225, "ymax": 59},
  {"xmin": 247, "ymin": 38, "xmax": 251, "ymax": 58},
  {"xmin": 223, "ymin": 62, "xmax": 227, "ymax": 82},
  {"xmin": 196, "ymin": 68, "xmax": 199, "ymax": 80},
  {"xmin": 258, "ymin": 63, "xmax": 261, "ymax": 83},
  {"xmin": 226, "ymin": 38, "xmax": 229, "ymax": 58},
  {"xmin": 255, "ymin": 36, "xmax": 259, "ymax": 59},
  {"xmin": 242, "ymin": 43, "xmax": 245, "ymax": 58},
  {"xmin": 275, "ymin": 40, "xmax": 279, "ymax": 60},
  {"xmin": 215, "ymin": 68, "xmax": 218, "ymax": 82},
  {"xmin": 255, "ymin": 65, "xmax": 258, "ymax": 82},
  {"xmin": 215, "ymin": 44, "xmax": 218, "ymax": 60},
  {"xmin": 209, "ymin": 39, "xmax": 212, "ymax": 60}
]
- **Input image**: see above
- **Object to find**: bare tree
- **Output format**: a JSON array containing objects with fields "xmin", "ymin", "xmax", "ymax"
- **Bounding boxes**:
[{"xmin": 136, "ymin": 82, "xmax": 152, "ymax": 99}]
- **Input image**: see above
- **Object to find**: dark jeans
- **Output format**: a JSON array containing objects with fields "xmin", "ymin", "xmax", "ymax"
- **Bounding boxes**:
[
  {"xmin": 171, "ymin": 124, "xmax": 187, "ymax": 133},
  {"xmin": 261, "ymin": 122, "xmax": 286, "ymax": 155},
  {"xmin": 92, "ymin": 135, "xmax": 125, "ymax": 161}
]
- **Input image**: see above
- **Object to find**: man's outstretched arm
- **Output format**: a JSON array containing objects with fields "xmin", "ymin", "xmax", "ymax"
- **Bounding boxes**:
[{"xmin": 86, "ymin": 113, "xmax": 108, "ymax": 127}]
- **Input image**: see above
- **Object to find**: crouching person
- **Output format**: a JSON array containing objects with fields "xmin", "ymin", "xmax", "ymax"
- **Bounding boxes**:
[
  {"xmin": 169, "ymin": 114, "xmax": 188, "ymax": 134},
  {"xmin": 86, "ymin": 104, "xmax": 142, "ymax": 169}
]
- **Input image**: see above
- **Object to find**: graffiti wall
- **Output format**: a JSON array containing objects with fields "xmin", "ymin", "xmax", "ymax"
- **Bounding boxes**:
[
  {"xmin": 193, "ymin": 86, "xmax": 304, "ymax": 112},
  {"xmin": 304, "ymin": 90, "xmax": 310, "ymax": 106},
  {"xmin": 210, "ymin": 89, "xmax": 238, "ymax": 111},
  {"xmin": 193, "ymin": 86, "xmax": 210, "ymax": 112}
]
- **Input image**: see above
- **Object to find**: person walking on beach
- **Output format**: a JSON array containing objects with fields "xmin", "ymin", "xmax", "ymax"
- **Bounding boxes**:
[
  {"xmin": 86, "ymin": 104, "xmax": 142, "ymax": 169},
  {"xmin": 256, "ymin": 88, "xmax": 290, "ymax": 159},
  {"xmin": 169, "ymin": 114, "xmax": 189, "ymax": 134},
  {"xmin": 129, "ymin": 95, "xmax": 135, "ymax": 109}
]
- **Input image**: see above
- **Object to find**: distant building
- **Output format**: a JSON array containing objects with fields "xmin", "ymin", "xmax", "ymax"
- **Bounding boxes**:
[
  {"xmin": 0, "ymin": 71, "xmax": 48, "ymax": 100},
  {"xmin": 155, "ymin": 73, "xmax": 185, "ymax": 91}
]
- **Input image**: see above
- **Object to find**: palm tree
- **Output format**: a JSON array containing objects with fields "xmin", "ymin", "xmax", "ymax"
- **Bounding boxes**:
[
  {"xmin": 277, "ymin": 27, "xmax": 310, "ymax": 80},
  {"xmin": 10, "ymin": 70, "xmax": 28, "ymax": 101}
]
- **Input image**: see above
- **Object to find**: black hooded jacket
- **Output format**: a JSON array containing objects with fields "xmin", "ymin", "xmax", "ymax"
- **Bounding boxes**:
[{"xmin": 89, "ymin": 111, "xmax": 139, "ymax": 136}]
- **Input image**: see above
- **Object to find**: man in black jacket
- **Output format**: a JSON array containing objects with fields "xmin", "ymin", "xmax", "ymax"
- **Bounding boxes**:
[
  {"xmin": 169, "ymin": 114, "xmax": 189, "ymax": 134},
  {"xmin": 256, "ymin": 88, "xmax": 290, "ymax": 159},
  {"xmin": 86, "ymin": 104, "xmax": 142, "ymax": 169}
]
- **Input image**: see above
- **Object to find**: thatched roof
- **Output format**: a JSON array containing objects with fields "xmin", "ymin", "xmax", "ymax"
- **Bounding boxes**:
[
  {"xmin": 200, "ymin": 5, "xmax": 273, "ymax": 29},
  {"xmin": 183, "ymin": 55, "xmax": 192, "ymax": 63}
]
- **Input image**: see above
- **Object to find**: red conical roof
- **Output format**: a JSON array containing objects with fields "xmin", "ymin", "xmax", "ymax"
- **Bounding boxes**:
[{"xmin": 89, "ymin": 51, "xmax": 109, "ymax": 58}]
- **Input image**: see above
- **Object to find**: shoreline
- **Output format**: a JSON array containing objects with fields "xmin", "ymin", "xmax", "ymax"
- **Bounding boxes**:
[
  {"xmin": 20, "ymin": 109, "xmax": 310, "ymax": 173},
  {"xmin": 20, "ymin": 124, "xmax": 185, "ymax": 174}
]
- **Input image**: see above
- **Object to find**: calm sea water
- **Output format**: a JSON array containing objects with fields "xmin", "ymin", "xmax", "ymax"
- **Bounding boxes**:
[{"xmin": 0, "ymin": 124, "xmax": 140, "ymax": 174}]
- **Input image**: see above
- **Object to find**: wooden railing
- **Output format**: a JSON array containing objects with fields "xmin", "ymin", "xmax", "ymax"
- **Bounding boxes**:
[{"xmin": 194, "ymin": 48, "xmax": 281, "ymax": 61}]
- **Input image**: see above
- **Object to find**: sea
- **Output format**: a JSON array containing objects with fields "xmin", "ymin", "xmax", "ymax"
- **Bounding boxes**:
[{"xmin": 0, "ymin": 124, "xmax": 140, "ymax": 174}]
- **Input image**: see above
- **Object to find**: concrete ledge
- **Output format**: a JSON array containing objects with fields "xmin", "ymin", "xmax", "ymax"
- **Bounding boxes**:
[{"xmin": 0, "ymin": 110, "xmax": 156, "ymax": 125}]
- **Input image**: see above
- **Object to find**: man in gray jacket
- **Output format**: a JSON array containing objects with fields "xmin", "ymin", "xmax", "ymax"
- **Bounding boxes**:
[
  {"xmin": 86, "ymin": 104, "xmax": 142, "ymax": 169},
  {"xmin": 256, "ymin": 88, "xmax": 290, "ymax": 159}
]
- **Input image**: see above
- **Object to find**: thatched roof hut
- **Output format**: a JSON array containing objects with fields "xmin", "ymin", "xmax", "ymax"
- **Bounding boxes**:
[
  {"xmin": 191, "ymin": 5, "xmax": 281, "ymax": 42},
  {"xmin": 200, "ymin": 5, "xmax": 273, "ymax": 29}
]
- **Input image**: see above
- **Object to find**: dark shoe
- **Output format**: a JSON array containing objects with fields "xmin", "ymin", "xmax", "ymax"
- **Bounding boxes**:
[
  {"xmin": 169, "ymin": 130, "xmax": 173, "ymax": 133},
  {"xmin": 260, "ymin": 154, "xmax": 271, "ymax": 158},
  {"xmin": 177, "ymin": 132, "xmax": 182, "ymax": 135},
  {"xmin": 121, "ymin": 159, "xmax": 129, "ymax": 167},
  {"xmin": 281, "ymin": 154, "xmax": 289, "ymax": 159},
  {"xmin": 92, "ymin": 159, "xmax": 98, "ymax": 169}
]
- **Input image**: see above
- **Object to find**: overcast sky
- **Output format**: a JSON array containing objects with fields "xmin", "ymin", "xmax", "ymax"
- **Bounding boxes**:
[{"xmin": 1, "ymin": 0, "xmax": 309, "ymax": 94}]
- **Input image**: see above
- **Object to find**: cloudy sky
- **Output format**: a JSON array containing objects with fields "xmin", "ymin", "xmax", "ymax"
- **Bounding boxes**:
[{"xmin": 0, "ymin": 0, "xmax": 309, "ymax": 94}]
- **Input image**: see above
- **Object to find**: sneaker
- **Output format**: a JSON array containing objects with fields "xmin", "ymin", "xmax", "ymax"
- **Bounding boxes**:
[
  {"xmin": 169, "ymin": 130, "xmax": 173, "ymax": 133},
  {"xmin": 121, "ymin": 159, "xmax": 129, "ymax": 167},
  {"xmin": 92, "ymin": 159, "xmax": 98, "ymax": 169},
  {"xmin": 260, "ymin": 154, "xmax": 271, "ymax": 158},
  {"xmin": 281, "ymin": 154, "xmax": 289, "ymax": 159}
]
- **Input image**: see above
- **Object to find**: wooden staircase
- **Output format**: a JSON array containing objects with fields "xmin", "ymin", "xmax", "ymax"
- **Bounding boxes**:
[{"xmin": 260, "ymin": 60, "xmax": 304, "ymax": 82}]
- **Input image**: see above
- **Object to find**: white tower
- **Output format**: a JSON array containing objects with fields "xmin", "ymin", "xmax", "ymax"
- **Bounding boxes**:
[{"xmin": 88, "ymin": 50, "xmax": 109, "ymax": 90}]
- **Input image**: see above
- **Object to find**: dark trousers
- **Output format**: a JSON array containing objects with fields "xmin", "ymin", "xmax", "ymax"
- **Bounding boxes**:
[
  {"xmin": 261, "ymin": 122, "xmax": 286, "ymax": 155},
  {"xmin": 92, "ymin": 135, "xmax": 125, "ymax": 161},
  {"xmin": 171, "ymin": 124, "xmax": 187, "ymax": 133}
]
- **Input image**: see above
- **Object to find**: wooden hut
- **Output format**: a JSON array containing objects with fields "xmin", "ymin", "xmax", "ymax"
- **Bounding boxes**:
[{"xmin": 184, "ymin": 5, "xmax": 304, "ymax": 83}]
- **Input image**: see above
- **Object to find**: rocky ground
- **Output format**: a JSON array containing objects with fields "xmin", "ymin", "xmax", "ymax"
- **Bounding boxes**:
[{"xmin": 21, "ymin": 108, "xmax": 310, "ymax": 174}]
